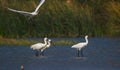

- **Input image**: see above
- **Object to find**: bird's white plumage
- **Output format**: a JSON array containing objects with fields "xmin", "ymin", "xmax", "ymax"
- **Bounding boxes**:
[
  {"xmin": 31, "ymin": 43, "xmax": 45, "ymax": 50},
  {"xmin": 72, "ymin": 35, "xmax": 88, "ymax": 50},
  {"xmin": 41, "ymin": 39, "xmax": 51, "ymax": 52},
  {"xmin": 7, "ymin": 0, "xmax": 45, "ymax": 18},
  {"xmin": 34, "ymin": 0, "xmax": 45, "ymax": 13},
  {"xmin": 30, "ymin": 37, "xmax": 47, "ymax": 51}
]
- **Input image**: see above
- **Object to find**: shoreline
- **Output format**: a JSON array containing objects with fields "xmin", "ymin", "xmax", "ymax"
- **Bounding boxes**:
[{"xmin": 0, "ymin": 38, "xmax": 75, "ymax": 46}]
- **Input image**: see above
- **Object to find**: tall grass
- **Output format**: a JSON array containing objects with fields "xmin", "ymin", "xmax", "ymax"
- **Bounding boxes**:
[
  {"xmin": 105, "ymin": 1, "xmax": 120, "ymax": 37},
  {"xmin": 0, "ymin": 0, "xmax": 120, "ymax": 38}
]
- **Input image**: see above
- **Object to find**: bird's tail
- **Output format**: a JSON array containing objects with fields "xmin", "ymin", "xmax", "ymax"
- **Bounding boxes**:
[
  {"xmin": 71, "ymin": 45, "xmax": 76, "ymax": 48},
  {"xmin": 30, "ymin": 45, "xmax": 34, "ymax": 49}
]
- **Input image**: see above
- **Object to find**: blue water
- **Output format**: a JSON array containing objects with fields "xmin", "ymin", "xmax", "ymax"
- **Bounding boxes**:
[{"xmin": 0, "ymin": 38, "xmax": 120, "ymax": 70}]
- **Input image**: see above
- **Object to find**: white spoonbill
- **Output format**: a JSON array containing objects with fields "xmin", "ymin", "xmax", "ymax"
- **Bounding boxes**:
[
  {"xmin": 7, "ymin": 0, "xmax": 45, "ymax": 19},
  {"xmin": 72, "ymin": 35, "xmax": 88, "ymax": 57},
  {"xmin": 40, "ymin": 39, "xmax": 51, "ymax": 56},
  {"xmin": 30, "ymin": 37, "xmax": 48, "ymax": 56}
]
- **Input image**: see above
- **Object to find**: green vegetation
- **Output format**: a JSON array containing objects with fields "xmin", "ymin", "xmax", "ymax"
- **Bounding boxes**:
[
  {"xmin": 0, "ymin": 38, "xmax": 76, "ymax": 46},
  {"xmin": 0, "ymin": 38, "xmax": 37, "ymax": 46},
  {"xmin": 54, "ymin": 40, "xmax": 75, "ymax": 46},
  {"xmin": 0, "ymin": 0, "xmax": 120, "ymax": 38}
]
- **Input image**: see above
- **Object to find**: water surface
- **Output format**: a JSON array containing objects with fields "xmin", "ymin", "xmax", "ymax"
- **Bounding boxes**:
[{"xmin": 0, "ymin": 38, "xmax": 120, "ymax": 70}]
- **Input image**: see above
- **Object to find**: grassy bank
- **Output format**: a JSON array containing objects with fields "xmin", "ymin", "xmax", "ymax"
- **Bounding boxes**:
[
  {"xmin": 0, "ymin": 38, "xmax": 37, "ymax": 46},
  {"xmin": 0, "ymin": 38, "xmax": 76, "ymax": 46}
]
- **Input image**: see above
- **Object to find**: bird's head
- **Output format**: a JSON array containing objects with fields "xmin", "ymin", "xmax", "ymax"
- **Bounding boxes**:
[
  {"xmin": 85, "ymin": 35, "xmax": 88, "ymax": 38},
  {"xmin": 48, "ymin": 39, "xmax": 51, "ymax": 42},
  {"xmin": 46, "ymin": 39, "xmax": 51, "ymax": 48},
  {"xmin": 48, "ymin": 39, "xmax": 55, "ymax": 47},
  {"xmin": 44, "ymin": 37, "xmax": 48, "ymax": 41}
]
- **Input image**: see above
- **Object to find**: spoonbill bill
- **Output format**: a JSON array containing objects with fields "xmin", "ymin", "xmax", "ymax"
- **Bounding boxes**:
[
  {"xmin": 7, "ymin": 0, "xmax": 45, "ymax": 19},
  {"xmin": 72, "ymin": 35, "xmax": 88, "ymax": 57}
]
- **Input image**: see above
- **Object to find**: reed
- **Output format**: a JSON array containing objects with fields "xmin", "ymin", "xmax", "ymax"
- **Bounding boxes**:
[
  {"xmin": 0, "ymin": 0, "xmax": 119, "ymax": 38},
  {"xmin": 105, "ymin": 1, "xmax": 120, "ymax": 37},
  {"xmin": 53, "ymin": 40, "xmax": 76, "ymax": 46}
]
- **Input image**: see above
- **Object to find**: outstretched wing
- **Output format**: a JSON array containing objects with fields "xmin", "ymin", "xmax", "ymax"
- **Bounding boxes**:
[
  {"xmin": 34, "ymin": 0, "xmax": 45, "ymax": 13},
  {"xmin": 7, "ymin": 7, "xmax": 31, "ymax": 15}
]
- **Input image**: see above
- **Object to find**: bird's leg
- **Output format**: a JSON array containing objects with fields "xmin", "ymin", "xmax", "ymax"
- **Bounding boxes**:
[
  {"xmin": 41, "ymin": 51, "xmax": 44, "ymax": 56},
  {"xmin": 35, "ymin": 51, "xmax": 39, "ymax": 57},
  {"xmin": 81, "ymin": 49, "xmax": 84, "ymax": 57},
  {"xmin": 77, "ymin": 49, "xmax": 80, "ymax": 57}
]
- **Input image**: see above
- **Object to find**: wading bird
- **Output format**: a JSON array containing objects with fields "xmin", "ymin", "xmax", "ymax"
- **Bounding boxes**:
[
  {"xmin": 30, "ymin": 37, "xmax": 48, "ymax": 56},
  {"xmin": 7, "ymin": 0, "xmax": 45, "ymax": 19},
  {"xmin": 40, "ymin": 39, "xmax": 51, "ymax": 56},
  {"xmin": 71, "ymin": 35, "xmax": 88, "ymax": 57}
]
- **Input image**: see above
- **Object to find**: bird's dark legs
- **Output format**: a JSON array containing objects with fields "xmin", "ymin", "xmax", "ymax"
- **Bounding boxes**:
[
  {"xmin": 81, "ymin": 49, "xmax": 84, "ymax": 57},
  {"xmin": 41, "ymin": 51, "xmax": 44, "ymax": 56},
  {"xmin": 35, "ymin": 51, "xmax": 39, "ymax": 57},
  {"xmin": 77, "ymin": 50, "xmax": 80, "ymax": 57},
  {"xmin": 35, "ymin": 51, "xmax": 45, "ymax": 56},
  {"xmin": 77, "ymin": 49, "xmax": 84, "ymax": 57}
]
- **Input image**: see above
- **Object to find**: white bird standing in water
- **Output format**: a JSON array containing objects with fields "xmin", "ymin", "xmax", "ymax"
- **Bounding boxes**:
[
  {"xmin": 7, "ymin": 0, "xmax": 45, "ymax": 19},
  {"xmin": 72, "ymin": 35, "xmax": 88, "ymax": 57},
  {"xmin": 41, "ymin": 39, "xmax": 51, "ymax": 56},
  {"xmin": 30, "ymin": 37, "xmax": 48, "ymax": 56}
]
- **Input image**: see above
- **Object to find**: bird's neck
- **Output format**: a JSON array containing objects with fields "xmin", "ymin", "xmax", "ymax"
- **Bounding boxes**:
[
  {"xmin": 85, "ymin": 37, "xmax": 88, "ymax": 44},
  {"xmin": 48, "ymin": 42, "xmax": 51, "ymax": 46},
  {"xmin": 44, "ymin": 40, "xmax": 47, "ymax": 45}
]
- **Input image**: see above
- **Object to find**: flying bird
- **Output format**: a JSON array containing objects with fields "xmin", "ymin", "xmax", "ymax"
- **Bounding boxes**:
[
  {"xmin": 7, "ymin": 0, "xmax": 45, "ymax": 19},
  {"xmin": 72, "ymin": 35, "xmax": 88, "ymax": 57}
]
